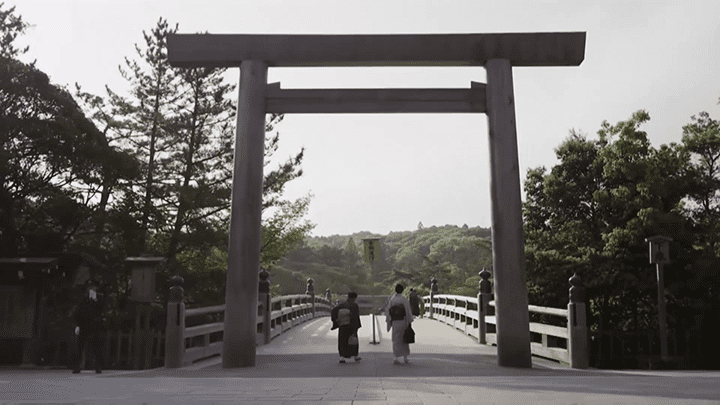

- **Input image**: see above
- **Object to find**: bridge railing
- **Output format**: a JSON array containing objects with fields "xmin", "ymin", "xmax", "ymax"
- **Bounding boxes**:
[
  {"xmin": 422, "ymin": 271, "xmax": 589, "ymax": 369},
  {"xmin": 165, "ymin": 276, "xmax": 332, "ymax": 368}
]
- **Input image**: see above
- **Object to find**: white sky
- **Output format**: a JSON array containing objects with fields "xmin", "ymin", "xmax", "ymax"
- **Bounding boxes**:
[{"xmin": 13, "ymin": 0, "xmax": 720, "ymax": 237}]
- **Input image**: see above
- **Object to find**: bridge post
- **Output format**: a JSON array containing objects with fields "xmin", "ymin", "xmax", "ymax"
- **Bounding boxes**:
[
  {"xmin": 306, "ymin": 278, "xmax": 316, "ymax": 318},
  {"xmin": 429, "ymin": 278, "xmax": 438, "ymax": 319},
  {"xmin": 568, "ymin": 273, "xmax": 589, "ymax": 369},
  {"xmin": 165, "ymin": 275, "xmax": 185, "ymax": 368},
  {"xmin": 463, "ymin": 297, "xmax": 469, "ymax": 333},
  {"xmin": 478, "ymin": 268, "xmax": 492, "ymax": 344},
  {"xmin": 259, "ymin": 269, "xmax": 271, "ymax": 344}
]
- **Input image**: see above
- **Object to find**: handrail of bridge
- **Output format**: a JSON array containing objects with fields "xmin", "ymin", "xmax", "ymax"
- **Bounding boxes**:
[
  {"xmin": 165, "ymin": 277, "xmax": 332, "ymax": 368},
  {"xmin": 421, "ymin": 272, "xmax": 589, "ymax": 369}
]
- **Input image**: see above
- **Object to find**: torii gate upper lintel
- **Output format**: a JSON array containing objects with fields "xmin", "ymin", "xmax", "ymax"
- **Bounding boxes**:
[
  {"xmin": 167, "ymin": 32, "xmax": 586, "ymax": 67},
  {"xmin": 166, "ymin": 32, "xmax": 586, "ymax": 369}
]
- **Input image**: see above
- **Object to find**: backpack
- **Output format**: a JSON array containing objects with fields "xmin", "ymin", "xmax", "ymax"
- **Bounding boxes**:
[
  {"xmin": 389, "ymin": 304, "xmax": 406, "ymax": 321},
  {"xmin": 337, "ymin": 308, "xmax": 351, "ymax": 326}
]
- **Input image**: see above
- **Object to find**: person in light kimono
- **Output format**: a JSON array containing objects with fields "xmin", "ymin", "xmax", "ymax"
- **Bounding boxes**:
[{"xmin": 385, "ymin": 284, "xmax": 414, "ymax": 364}]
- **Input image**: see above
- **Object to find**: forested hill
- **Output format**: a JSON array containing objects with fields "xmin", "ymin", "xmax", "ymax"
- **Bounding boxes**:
[{"xmin": 269, "ymin": 224, "xmax": 492, "ymax": 300}]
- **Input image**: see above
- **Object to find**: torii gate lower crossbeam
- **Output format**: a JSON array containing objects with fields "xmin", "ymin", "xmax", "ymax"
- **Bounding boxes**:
[{"xmin": 168, "ymin": 33, "xmax": 586, "ymax": 369}]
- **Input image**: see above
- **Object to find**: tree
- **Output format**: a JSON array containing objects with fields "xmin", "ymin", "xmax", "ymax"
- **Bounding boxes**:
[
  {"xmin": 161, "ymin": 58, "xmax": 236, "ymax": 268},
  {"xmin": 261, "ymin": 195, "xmax": 314, "ymax": 267},
  {"xmin": 678, "ymin": 112, "xmax": 720, "ymax": 342},
  {"xmin": 0, "ymin": 4, "xmax": 137, "ymax": 257},
  {"xmin": 381, "ymin": 225, "xmax": 492, "ymax": 295},
  {"xmin": 106, "ymin": 18, "xmax": 182, "ymax": 255},
  {"xmin": 427, "ymin": 234, "xmax": 491, "ymax": 294},
  {"xmin": 523, "ymin": 111, "xmax": 692, "ymax": 332},
  {"xmin": 342, "ymin": 237, "xmax": 369, "ymax": 292},
  {"xmin": 73, "ymin": 86, "xmax": 140, "ymax": 258},
  {"xmin": 681, "ymin": 111, "xmax": 720, "ymax": 254},
  {"xmin": 260, "ymin": 122, "xmax": 314, "ymax": 269},
  {"xmin": 0, "ymin": 2, "xmax": 27, "ymax": 58},
  {"xmin": 91, "ymin": 19, "xmax": 313, "ymax": 277}
]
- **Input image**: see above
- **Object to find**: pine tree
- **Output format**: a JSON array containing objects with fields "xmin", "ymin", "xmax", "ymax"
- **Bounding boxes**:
[
  {"xmin": 107, "ymin": 18, "xmax": 181, "ymax": 255},
  {"xmin": 163, "ymin": 65, "xmax": 236, "ymax": 266},
  {"xmin": 93, "ymin": 19, "xmax": 312, "ymax": 276}
]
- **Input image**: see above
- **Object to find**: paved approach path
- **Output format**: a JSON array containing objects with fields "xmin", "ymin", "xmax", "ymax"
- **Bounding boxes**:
[{"xmin": 1, "ymin": 316, "xmax": 719, "ymax": 404}]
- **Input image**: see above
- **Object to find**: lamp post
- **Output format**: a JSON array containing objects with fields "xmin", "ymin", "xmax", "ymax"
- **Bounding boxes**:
[{"xmin": 645, "ymin": 235, "xmax": 672, "ymax": 361}]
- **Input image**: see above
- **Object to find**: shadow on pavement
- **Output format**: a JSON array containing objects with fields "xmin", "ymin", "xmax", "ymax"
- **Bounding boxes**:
[
  {"xmin": 428, "ymin": 373, "xmax": 720, "ymax": 402},
  {"xmin": 104, "ymin": 353, "xmax": 720, "ymax": 402},
  {"xmin": 120, "ymin": 352, "xmax": 622, "ymax": 379}
]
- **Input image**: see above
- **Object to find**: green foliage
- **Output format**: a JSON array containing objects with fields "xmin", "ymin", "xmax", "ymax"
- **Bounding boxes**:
[
  {"xmin": 261, "ymin": 196, "xmax": 315, "ymax": 267},
  {"xmin": 2, "ymin": 8, "xmax": 312, "ymax": 311},
  {"xmin": 0, "ymin": 2, "xmax": 27, "ymax": 58},
  {"xmin": 73, "ymin": 18, "xmax": 313, "ymax": 297},
  {"xmin": 682, "ymin": 112, "xmax": 720, "ymax": 254},
  {"xmin": 272, "ymin": 225, "xmax": 492, "ymax": 298},
  {"xmin": 0, "ymin": 4, "xmax": 138, "ymax": 258},
  {"xmin": 524, "ymin": 109, "xmax": 720, "ymax": 337}
]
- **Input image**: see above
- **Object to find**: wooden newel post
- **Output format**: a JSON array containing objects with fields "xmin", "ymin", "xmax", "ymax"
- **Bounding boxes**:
[
  {"xmin": 478, "ymin": 268, "xmax": 492, "ymax": 344},
  {"xmin": 165, "ymin": 275, "xmax": 185, "ymax": 368},
  {"xmin": 429, "ymin": 278, "xmax": 439, "ymax": 320},
  {"xmin": 568, "ymin": 273, "xmax": 589, "ymax": 369},
  {"xmin": 258, "ymin": 268, "xmax": 271, "ymax": 344},
  {"xmin": 306, "ymin": 278, "xmax": 316, "ymax": 318},
  {"xmin": 325, "ymin": 288, "xmax": 331, "ymax": 304}
]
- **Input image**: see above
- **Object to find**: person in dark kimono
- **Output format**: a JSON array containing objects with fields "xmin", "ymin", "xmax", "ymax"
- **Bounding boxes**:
[
  {"xmin": 408, "ymin": 288, "xmax": 421, "ymax": 317},
  {"xmin": 330, "ymin": 291, "xmax": 362, "ymax": 363},
  {"xmin": 72, "ymin": 279, "xmax": 106, "ymax": 374}
]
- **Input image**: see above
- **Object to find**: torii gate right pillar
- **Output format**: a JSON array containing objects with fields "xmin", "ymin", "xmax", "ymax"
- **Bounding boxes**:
[{"xmin": 485, "ymin": 59, "xmax": 532, "ymax": 367}]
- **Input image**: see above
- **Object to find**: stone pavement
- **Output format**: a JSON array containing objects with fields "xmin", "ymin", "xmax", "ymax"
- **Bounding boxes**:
[{"xmin": 1, "ymin": 316, "xmax": 719, "ymax": 404}]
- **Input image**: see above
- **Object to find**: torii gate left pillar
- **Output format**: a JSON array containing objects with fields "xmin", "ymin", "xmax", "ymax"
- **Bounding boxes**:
[
  {"xmin": 168, "ymin": 33, "xmax": 586, "ymax": 368},
  {"xmin": 222, "ymin": 60, "xmax": 267, "ymax": 368}
]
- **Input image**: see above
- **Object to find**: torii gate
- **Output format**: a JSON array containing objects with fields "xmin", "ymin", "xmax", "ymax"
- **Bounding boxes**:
[{"xmin": 167, "ymin": 32, "xmax": 586, "ymax": 368}]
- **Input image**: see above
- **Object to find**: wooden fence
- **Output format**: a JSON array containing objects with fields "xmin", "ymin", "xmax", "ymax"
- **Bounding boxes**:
[
  {"xmin": 423, "ymin": 294, "xmax": 577, "ymax": 364},
  {"xmin": 166, "ymin": 293, "xmax": 332, "ymax": 367},
  {"xmin": 421, "ymin": 272, "xmax": 589, "ymax": 368}
]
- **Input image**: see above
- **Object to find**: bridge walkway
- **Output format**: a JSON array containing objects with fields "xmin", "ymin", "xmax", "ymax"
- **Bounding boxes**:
[
  {"xmin": 185, "ymin": 315, "xmax": 505, "ymax": 378},
  {"xmin": 1, "ymin": 317, "xmax": 719, "ymax": 404}
]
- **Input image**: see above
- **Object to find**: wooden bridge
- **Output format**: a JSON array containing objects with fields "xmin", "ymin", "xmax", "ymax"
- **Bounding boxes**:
[
  {"xmin": 161, "ymin": 270, "xmax": 589, "ymax": 370},
  {"xmin": 3, "ymin": 310, "xmax": 719, "ymax": 404}
]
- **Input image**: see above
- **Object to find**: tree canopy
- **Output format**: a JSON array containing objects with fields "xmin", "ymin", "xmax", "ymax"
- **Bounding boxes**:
[
  {"xmin": 523, "ymin": 109, "xmax": 720, "ymax": 344},
  {"xmin": 1, "ymin": 4, "xmax": 138, "ymax": 257},
  {"xmin": 270, "ymin": 225, "xmax": 492, "ymax": 300},
  {"xmin": 1, "ymin": 7, "xmax": 313, "ymax": 309}
]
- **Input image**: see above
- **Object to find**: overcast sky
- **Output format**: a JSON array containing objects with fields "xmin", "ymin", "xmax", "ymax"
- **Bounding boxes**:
[{"xmin": 14, "ymin": 0, "xmax": 720, "ymax": 236}]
